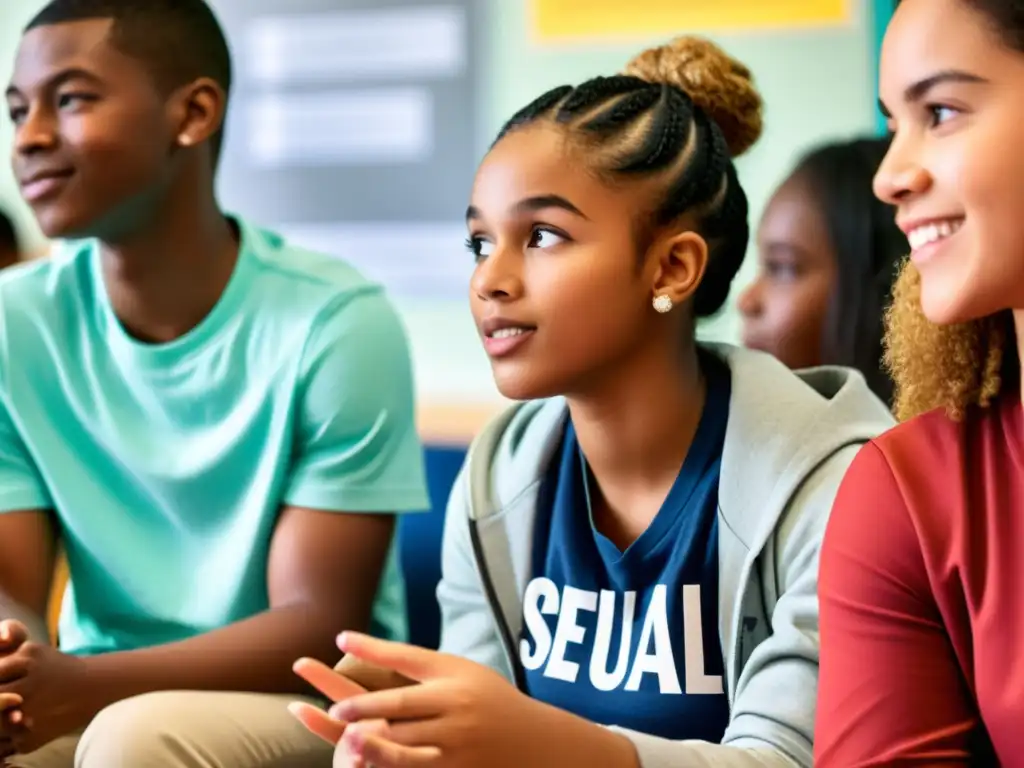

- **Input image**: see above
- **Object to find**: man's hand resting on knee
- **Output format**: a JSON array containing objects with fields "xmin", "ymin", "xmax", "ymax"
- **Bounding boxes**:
[{"xmin": 0, "ymin": 619, "xmax": 95, "ymax": 756}]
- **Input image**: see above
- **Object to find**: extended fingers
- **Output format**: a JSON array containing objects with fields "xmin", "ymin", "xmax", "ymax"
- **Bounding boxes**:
[
  {"xmin": 334, "ymin": 654, "xmax": 415, "ymax": 693},
  {"xmin": 337, "ymin": 633, "xmax": 454, "ymax": 684},
  {"xmin": 288, "ymin": 701, "xmax": 348, "ymax": 745},
  {"xmin": 330, "ymin": 686, "xmax": 442, "ymax": 724},
  {"xmin": 294, "ymin": 657, "xmax": 368, "ymax": 702}
]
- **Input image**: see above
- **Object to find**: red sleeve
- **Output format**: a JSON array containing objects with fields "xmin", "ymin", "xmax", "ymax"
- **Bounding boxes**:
[{"xmin": 814, "ymin": 442, "xmax": 976, "ymax": 766}]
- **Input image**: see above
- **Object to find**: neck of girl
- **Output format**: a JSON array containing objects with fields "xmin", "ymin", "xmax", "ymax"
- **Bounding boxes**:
[
  {"xmin": 567, "ymin": 341, "xmax": 706, "ymax": 547},
  {"xmin": 98, "ymin": 168, "xmax": 238, "ymax": 344}
]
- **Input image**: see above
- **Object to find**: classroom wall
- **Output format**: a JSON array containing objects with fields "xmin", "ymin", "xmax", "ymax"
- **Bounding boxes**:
[{"xmin": 0, "ymin": 0, "xmax": 880, "ymax": 418}]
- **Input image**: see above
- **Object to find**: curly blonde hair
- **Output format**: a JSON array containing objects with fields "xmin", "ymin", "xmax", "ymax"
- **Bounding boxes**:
[{"xmin": 884, "ymin": 259, "xmax": 1017, "ymax": 421}]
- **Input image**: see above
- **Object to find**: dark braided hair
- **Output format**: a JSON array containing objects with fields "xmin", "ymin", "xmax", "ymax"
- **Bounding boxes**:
[{"xmin": 494, "ymin": 37, "xmax": 764, "ymax": 318}]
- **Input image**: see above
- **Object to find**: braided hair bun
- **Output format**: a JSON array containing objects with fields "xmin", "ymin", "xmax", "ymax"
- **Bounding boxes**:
[{"xmin": 623, "ymin": 36, "xmax": 764, "ymax": 157}]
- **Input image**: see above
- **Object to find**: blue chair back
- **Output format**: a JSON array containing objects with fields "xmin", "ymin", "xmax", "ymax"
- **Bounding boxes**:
[{"xmin": 397, "ymin": 443, "xmax": 467, "ymax": 649}]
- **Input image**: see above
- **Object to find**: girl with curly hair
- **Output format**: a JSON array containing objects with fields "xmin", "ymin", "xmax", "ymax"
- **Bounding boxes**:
[{"xmin": 816, "ymin": 0, "xmax": 1024, "ymax": 764}]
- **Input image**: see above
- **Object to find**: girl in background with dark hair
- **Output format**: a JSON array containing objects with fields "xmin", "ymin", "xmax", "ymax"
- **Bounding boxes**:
[
  {"xmin": 817, "ymin": 0, "xmax": 1024, "ymax": 763},
  {"xmin": 288, "ymin": 36, "xmax": 892, "ymax": 768},
  {"xmin": 739, "ymin": 137, "xmax": 907, "ymax": 405}
]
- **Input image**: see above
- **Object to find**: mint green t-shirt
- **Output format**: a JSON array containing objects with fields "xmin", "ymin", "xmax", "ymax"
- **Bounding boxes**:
[{"xmin": 0, "ymin": 219, "xmax": 428, "ymax": 655}]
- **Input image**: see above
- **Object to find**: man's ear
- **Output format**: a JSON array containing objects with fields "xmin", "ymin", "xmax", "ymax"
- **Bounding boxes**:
[{"xmin": 169, "ymin": 77, "xmax": 225, "ymax": 148}]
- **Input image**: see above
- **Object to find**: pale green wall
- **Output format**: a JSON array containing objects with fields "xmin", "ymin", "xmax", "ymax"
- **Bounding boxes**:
[{"xmin": 0, "ymin": 0, "xmax": 877, "ymax": 406}]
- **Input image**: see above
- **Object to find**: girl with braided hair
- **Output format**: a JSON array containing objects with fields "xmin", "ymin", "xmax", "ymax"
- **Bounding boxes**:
[
  {"xmin": 816, "ymin": 0, "xmax": 1024, "ymax": 764},
  {"xmin": 289, "ymin": 36, "xmax": 892, "ymax": 768}
]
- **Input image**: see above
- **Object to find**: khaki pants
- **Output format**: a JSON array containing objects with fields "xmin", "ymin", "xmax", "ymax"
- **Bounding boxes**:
[{"xmin": 8, "ymin": 691, "xmax": 334, "ymax": 767}]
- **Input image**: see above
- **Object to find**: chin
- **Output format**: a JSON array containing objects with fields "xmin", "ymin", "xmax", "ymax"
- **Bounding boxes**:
[
  {"xmin": 917, "ymin": 264, "xmax": 1008, "ymax": 327},
  {"xmin": 917, "ymin": 279, "xmax": 978, "ymax": 325},
  {"xmin": 492, "ymin": 367, "xmax": 563, "ymax": 402},
  {"xmin": 33, "ymin": 207, "xmax": 97, "ymax": 241},
  {"xmin": 919, "ymin": 298, "xmax": 963, "ymax": 326}
]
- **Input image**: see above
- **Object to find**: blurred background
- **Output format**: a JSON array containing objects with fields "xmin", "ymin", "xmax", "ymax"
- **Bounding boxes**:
[{"xmin": 0, "ymin": 0, "xmax": 892, "ymax": 415}]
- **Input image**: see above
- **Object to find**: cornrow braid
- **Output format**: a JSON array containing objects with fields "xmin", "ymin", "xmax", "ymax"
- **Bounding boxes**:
[
  {"xmin": 578, "ymin": 87, "xmax": 662, "ymax": 136},
  {"xmin": 495, "ymin": 85, "xmax": 572, "ymax": 143},
  {"xmin": 611, "ymin": 87, "xmax": 689, "ymax": 173},
  {"xmin": 697, "ymin": 163, "xmax": 750, "ymax": 317},
  {"xmin": 493, "ymin": 57, "xmax": 758, "ymax": 318},
  {"xmin": 557, "ymin": 75, "xmax": 649, "ymax": 121}
]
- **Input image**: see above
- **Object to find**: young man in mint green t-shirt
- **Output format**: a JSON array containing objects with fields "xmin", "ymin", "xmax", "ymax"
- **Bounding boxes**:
[{"xmin": 0, "ymin": 1, "xmax": 428, "ymax": 766}]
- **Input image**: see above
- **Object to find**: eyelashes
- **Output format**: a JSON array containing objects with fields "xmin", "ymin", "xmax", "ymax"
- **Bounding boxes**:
[
  {"xmin": 465, "ymin": 226, "xmax": 570, "ymax": 262},
  {"xmin": 464, "ymin": 236, "xmax": 483, "ymax": 260},
  {"xmin": 927, "ymin": 103, "xmax": 959, "ymax": 127}
]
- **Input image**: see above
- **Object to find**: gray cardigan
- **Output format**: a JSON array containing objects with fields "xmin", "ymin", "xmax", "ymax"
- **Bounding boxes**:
[{"xmin": 436, "ymin": 344, "xmax": 894, "ymax": 767}]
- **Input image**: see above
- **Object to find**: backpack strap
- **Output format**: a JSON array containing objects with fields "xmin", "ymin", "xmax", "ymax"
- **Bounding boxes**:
[{"xmin": 465, "ymin": 403, "xmax": 524, "ymax": 522}]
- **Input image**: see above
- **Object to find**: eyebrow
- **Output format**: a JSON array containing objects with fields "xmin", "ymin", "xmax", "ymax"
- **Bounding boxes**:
[
  {"xmin": 878, "ymin": 69, "xmax": 988, "ymax": 117},
  {"xmin": 465, "ymin": 194, "xmax": 589, "ymax": 222},
  {"xmin": 5, "ymin": 66, "xmax": 103, "ymax": 99},
  {"xmin": 762, "ymin": 241, "xmax": 811, "ymax": 261}
]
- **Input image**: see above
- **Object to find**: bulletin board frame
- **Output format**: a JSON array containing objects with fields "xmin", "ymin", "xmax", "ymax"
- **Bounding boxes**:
[{"xmin": 872, "ymin": 0, "xmax": 896, "ymax": 135}]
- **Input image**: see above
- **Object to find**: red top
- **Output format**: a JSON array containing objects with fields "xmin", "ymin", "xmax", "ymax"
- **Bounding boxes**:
[{"xmin": 815, "ymin": 394, "xmax": 1024, "ymax": 766}]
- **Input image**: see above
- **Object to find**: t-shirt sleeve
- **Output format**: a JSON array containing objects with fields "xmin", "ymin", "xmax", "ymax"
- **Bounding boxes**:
[
  {"xmin": 0, "ymin": 393, "xmax": 51, "ymax": 513},
  {"xmin": 284, "ymin": 289, "xmax": 428, "ymax": 514},
  {"xmin": 815, "ymin": 442, "xmax": 975, "ymax": 766}
]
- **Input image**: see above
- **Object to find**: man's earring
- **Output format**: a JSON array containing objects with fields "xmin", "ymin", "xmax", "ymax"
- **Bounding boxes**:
[
  {"xmin": 177, "ymin": 134, "xmax": 194, "ymax": 147},
  {"xmin": 653, "ymin": 294, "xmax": 673, "ymax": 313}
]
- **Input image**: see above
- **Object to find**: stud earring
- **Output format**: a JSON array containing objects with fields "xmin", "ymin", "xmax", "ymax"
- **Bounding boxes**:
[
  {"xmin": 177, "ymin": 134, "xmax": 193, "ymax": 147},
  {"xmin": 652, "ymin": 294, "xmax": 673, "ymax": 313}
]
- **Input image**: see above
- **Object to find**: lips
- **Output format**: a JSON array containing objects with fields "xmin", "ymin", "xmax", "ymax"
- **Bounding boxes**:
[
  {"xmin": 19, "ymin": 169, "xmax": 74, "ymax": 203},
  {"xmin": 478, "ymin": 316, "xmax": 537, "ymax": 358},
  {"xmin": 482, "ymin": 327, "xmax": 535, "ymax": 358},
  {"xmin": 906, "ymin": 218, "xmax": 964, "ymax": 251},
  {"xmin": 480, "ymin": 315, "xmax": 536, "ymax": 337}
]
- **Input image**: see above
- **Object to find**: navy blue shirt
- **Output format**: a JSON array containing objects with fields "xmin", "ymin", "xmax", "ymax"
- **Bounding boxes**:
[{"xmin": 520, "ymin": 355, "xmax": 731, "ymax": 742}]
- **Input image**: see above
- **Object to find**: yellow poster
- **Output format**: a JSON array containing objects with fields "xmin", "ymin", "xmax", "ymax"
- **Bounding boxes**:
[{"xmin": 530, "ymin": 0, "xmax": 852, "ymax": 42}]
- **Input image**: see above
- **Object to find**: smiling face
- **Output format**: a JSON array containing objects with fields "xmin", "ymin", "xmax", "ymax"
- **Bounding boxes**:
[
  {"xmin": 466, "ymin": 123, "xmax": 705, "ymax": 401},
  {"xmin": 875, "ymin": 0, "xmax": 1024, "ymax": 324},
  {"xmin": 7, "ymin": 19, "xmax": 178, "ymax": 240},
  {"xmin": 738, "ymin": 171, "xmax": 837, "ymax": 369}
]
